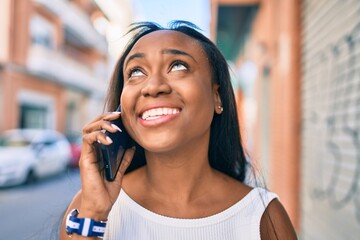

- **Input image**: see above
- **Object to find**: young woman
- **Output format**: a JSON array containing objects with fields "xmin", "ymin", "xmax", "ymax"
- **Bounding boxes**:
[{"xmin": 60, "ymin": 21, "xmax": 297, "ymax": 239}]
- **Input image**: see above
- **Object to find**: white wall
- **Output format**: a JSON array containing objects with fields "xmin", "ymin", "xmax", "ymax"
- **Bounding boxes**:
[{"xmin": 301, "ymin": 0, "xmax": 360, "ymax": 239}]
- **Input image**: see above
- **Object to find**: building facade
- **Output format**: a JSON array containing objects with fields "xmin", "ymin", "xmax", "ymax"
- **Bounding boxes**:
[
  {"xmin": 211, "ymin": 0, "xmax": 301, "ymax": 231},
  {"xmin": 0, "ymin": 0, "xmax": 110, "ymax": 136},
  {"xmin": 211, "ymin": 0, "xmax": 360, "ymax": 238}
]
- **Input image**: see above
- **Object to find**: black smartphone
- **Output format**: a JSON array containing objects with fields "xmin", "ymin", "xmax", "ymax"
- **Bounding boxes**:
[{"xmin": 94, "ymin": 106, "xmax": 134, "ymax": 181}]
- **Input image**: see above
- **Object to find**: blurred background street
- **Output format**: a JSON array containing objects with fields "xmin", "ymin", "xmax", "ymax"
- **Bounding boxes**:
[
  {"xmin": 0, "ymin": 0, "xmax": 359, "ymax": 239},
  {"xmin": 0, "ymin": 169, "xmax": 80, "ymax": 240}
]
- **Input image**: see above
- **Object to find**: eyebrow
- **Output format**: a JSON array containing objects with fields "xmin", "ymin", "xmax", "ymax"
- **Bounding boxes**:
[
  {"xmin": 125, "ymin": 53, "xmax": 145, "ymax": 67},
  {"xmin": 161, "ymin": 49, "xmax": 197, "ymax": 62},
  {"xmin": 125, "ymin": 48, "xmax": 197, "ymax": 67}
]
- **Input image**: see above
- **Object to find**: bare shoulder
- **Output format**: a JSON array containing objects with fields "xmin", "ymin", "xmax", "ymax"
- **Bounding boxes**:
[{"xmin": 260, "ymin": 198, "xmax": 298, "ymax": 240}]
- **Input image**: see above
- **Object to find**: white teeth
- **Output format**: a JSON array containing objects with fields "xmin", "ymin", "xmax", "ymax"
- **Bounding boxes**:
[{"xmin": 141, "ymin": 108, "xmax": 180, "ymax": 120}]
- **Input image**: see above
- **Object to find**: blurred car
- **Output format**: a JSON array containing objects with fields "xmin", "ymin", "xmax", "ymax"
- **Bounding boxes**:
[
  {"xmin": 66, "ymin": 133, "xmax": 82, "ymax": 168},
  {"xmin": 0, "ymin": 129, "xmax": 71, "ymax": 187}
]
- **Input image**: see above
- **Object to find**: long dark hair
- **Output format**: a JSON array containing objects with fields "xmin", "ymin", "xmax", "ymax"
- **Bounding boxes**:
[{"xmin": 105, "ymin": 20, "xmax": 248, "ymax": 182}]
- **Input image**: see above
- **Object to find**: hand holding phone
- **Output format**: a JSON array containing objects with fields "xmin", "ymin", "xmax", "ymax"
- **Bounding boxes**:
[{"xmin": 93, "ymin": 106, "xmax": 134, "ymax": 181}]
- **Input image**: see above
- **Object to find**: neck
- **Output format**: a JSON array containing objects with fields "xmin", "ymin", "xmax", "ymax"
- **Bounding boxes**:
[{"xmin": 143, "ymin": 143, "xmax": 216, "ymax": 204}]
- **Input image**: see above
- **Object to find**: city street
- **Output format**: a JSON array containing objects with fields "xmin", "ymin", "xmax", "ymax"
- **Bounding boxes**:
[{"xmin": 0, "ymin": 169, "xmax": 81, "ymax": 240}]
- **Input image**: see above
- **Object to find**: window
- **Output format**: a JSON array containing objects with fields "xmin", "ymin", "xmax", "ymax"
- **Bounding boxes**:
[
  {"xmin": 20, "ymin": 105, "xmax": 48, "ymax": 129},
  {"xmin": 17, "ymin": 90, "xmax": 56, "ymax": 130},
  {"xmin": 30, "ymin": 14, "xmax": 55, "ymax": 48}
]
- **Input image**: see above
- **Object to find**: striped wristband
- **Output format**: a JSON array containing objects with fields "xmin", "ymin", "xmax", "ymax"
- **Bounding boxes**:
[{"xmin": 65, "ymin": 209, "xmax": 107, "ymax": 238}]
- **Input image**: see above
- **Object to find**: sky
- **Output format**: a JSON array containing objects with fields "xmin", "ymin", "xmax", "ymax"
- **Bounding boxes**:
[
  {"xmin": 93, "ymin": 0, "xmax": 211, "ymax": 59},
  {"xmin": 132, "ymin": 0, "xmax": 211, "ymax": 36}
]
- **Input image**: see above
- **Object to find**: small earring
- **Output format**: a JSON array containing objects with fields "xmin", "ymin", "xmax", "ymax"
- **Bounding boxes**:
[{"xmin": 218, "ymin": 105, "xmax": 223, "ymax": 113}]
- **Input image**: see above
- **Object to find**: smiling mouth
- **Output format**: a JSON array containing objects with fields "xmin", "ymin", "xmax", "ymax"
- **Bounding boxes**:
[{"xmin": 141, "ymin": 107, "xmax": 181, "ymax": 120}]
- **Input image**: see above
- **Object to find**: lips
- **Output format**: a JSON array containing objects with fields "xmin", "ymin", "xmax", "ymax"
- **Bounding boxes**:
[{"xmin": 140, "ymin": 107, "xmax": 181, "ymax": 120}]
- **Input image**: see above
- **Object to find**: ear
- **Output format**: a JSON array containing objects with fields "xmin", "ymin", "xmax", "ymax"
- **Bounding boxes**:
[{"xmin": 213, "ymin": 84, "xmax": 223, "ymax": 114}]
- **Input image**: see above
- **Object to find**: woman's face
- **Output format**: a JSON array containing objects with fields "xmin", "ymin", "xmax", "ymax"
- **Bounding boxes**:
[{"xmin": 120, "ymin": 30, "xmax": 220, "ymax": 153}]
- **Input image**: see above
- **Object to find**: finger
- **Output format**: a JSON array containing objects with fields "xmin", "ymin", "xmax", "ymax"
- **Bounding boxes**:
[
  {"xmin": 117, "ymin": 147, "xmax": 136, "ymax": 177},
  {"xmin": 83, "ymin": 119, "xmax": 122, "ymax": 135},
  {"xmin": 83, "ymin": 111, "xmax": 121, "ymax": 132},
  {"xmin": 106, "ymin": 147, "xmax": 136, "ymax": 201},
  {"xmin": 80, "ymin": 132, "xmax": 112, "ymax": 160},
  {"xmin": 103, "ymin": 111, "xmax": 122, "ymax": 121},
  {"xmin": 83, "ymin": 131, "xmax": 113, "ymax": 147}
]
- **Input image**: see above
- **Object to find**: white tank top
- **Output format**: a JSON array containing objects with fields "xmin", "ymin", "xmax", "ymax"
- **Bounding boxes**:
[{"xmin": 104, "ymin": 187, "xmax": 278, "ymax": 240}]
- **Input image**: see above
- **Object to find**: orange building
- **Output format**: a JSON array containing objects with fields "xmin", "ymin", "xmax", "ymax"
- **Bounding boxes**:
[
  {"xmin": 0, "ymin": 0, "xmax": 110, "ymax": 135},
  {"xmin": 211, "ymin": 0, "xmax": 360, "ymax": 238},
  {"xmin": 210, "ymin": 0, "xmax": 301, "ymax": 231}
]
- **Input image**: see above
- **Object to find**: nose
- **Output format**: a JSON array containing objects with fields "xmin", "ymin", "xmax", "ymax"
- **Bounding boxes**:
[{"xmin": 141, "ymin": 73, "xmax": 172, "ymax": 97}]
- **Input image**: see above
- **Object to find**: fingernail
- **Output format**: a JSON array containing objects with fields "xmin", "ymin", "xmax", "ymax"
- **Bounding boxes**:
[
  {"xmin": 111, "ymin": 124, "xmax": 122, "ymax": 132},
  {"xmin": 111, "ymin": 111, "xmax": 121, "ymax": 114},
  {"xmin": 106, "ymin": 136, "xmax": 113, "ymax": 143},
  {"xmin": 97, "ymin": 139, "xmax": 101, "ymax": 144}
]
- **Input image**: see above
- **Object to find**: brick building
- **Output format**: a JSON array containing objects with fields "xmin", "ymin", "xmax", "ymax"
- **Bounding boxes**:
[
  {"xmin": 211, "ymin": 0, "xmax": 360, "ymax": 238},
  {"xmin": 0, "ymin": 0, "xmax": 111, "ymax": 135},
  {"xmin": 211, "ymin": 0, "xmax": 301, "ymax": 230}
]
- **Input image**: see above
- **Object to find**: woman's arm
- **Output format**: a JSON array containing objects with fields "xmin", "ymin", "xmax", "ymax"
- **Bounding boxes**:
[
  {"xmin": 59, "ymin": 191, "xmax": 85, "ymax": 239},
  {"xmin": 59, "ymin": 111, "xmax": 135, "ymax": 239}
]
